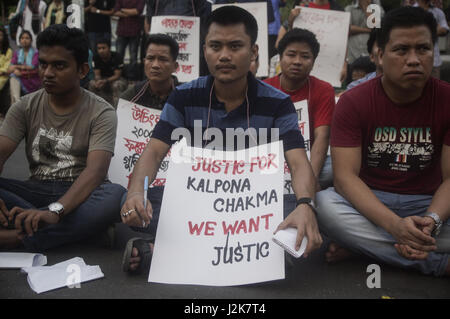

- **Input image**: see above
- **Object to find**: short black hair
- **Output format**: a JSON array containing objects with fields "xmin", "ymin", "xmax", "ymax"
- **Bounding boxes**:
[
  {"xmin": 378, "ymin": 6, "xmax": 437, "ymax": 51},
  {"xmin": 205, "ymin": 5, "xmax": 258, "ymax": 45},
  {"xmin": 37, "ymin": 24, "xmax": 89, "ymax": 67},
  {"xmin": 0, "ymin": 25, "xmax": 10, "ymax": 55},
  {"xmin": 96, "ymin": 37, "xmax": 111, "ymax": 48},
  {"xmin": 350, "ymin": 56, "xmax": 376, "ymax": 74},
  {"xmin": 278, "ymin": 28, "xmax": 320, "ymax": 59},
  {"xmin": 145, "ymin": 33, "xmax": 179, "ymax": 60},
  {"xmin": 367, "ymin": 28, "xmax": 379, "ymax": 54}
]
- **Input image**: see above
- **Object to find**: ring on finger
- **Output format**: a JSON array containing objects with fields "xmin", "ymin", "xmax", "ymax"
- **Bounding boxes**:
[{"xmin": 122, "ymin": 209, "xmax": 136, "ymax": 217}]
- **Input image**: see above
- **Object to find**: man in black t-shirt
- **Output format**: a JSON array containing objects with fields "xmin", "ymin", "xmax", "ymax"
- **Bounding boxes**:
[
  {"xmin": 89, "ymin": 38, "xmax": 127, "ymax": 105},
  {"xmin": 84, "ymin": 0, "xmax": 115, "ymax": 52}
]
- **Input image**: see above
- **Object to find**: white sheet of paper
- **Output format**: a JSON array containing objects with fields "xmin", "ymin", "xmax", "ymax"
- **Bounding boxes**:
[
  {"xmin": 0, "ymin": 253, "xmax": 47, "ymax": 269},
  {"xmin": 21, "ymin": 257, "xmax": 104, "ymax": 294}
]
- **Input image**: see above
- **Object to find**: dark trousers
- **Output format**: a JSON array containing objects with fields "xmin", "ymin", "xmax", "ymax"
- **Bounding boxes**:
[{"xmin": 0, "ymin": 177, "xmax": 126, "ymax": 251}]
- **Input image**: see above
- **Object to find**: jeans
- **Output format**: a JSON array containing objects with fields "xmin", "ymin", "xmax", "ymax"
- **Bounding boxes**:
[
  {"xmin": 121, "ymin": 187, "xmax": 299, "ymax": 238},
  {"xmin": 316, "ymin": 187, "xmax": 450, "ymax": 276},
  {"xmin": 116, "ymin": 36, "xmax": 139, "ymax": 66},
  {"xmin": 0, "ymin": 177, "xmax": 126, "ymax": 252},
  {"xmin": 318, "ymin": 155, "xmax": 333, "ymax": 190}
]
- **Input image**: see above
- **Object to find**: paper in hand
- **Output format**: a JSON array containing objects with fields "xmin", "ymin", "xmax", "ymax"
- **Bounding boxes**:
[{"xmin": 272, "ymin": 228, "xmax": 308, "ymax": 258}]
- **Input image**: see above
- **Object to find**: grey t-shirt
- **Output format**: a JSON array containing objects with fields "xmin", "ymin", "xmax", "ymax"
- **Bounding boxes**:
[{"xmin": 0, "ymin": 88, "xmax": 117, "ymax": 182}]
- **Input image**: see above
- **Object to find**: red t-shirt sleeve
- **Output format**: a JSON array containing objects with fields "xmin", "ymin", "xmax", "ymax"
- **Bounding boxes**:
[
  {"xmin": 311, "ymin": 80, "xmax": 335, "ymax": 128},
  {"xmin": 330, "ymin": 91, "xmax": 362, "ymax": 147}
]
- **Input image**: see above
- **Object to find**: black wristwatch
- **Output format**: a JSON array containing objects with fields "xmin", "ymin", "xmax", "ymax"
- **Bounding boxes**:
[{"xmin": 296, "ymin": 197, "xmax": 316, "ymax": 213}]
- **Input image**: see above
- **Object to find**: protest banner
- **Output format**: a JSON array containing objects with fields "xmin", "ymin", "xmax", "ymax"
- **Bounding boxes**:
[
  {"xmin": 293, "ymin": 7, "xmax": 350, "ymax": 87},
  {"xmin": 212, "ymin": 2, "xmax": 269, "ymax": 78},
  {"xmin": 284, "ymin": 100, "xmax": 310, "ymax": 194},
  {"xmin": 148, "ymin": 140, "xmax": 285, "ymax": 286},
  {"xmin": 150, "ymin": 16, "xmax": 200, "ymax": 83},
  {"xmin": 108, "ymin": 99, "xmax": 169, "ymax": 188}
]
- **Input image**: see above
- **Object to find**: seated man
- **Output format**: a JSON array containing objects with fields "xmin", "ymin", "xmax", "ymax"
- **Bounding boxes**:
[
  {"xmin": 89, "ymin": 38, "xmax": 127, "ymax": 106},
  {"xmin": 316, "ymin": 7, "xmax": 450, "ymax": 276},
  {"xmin": 264, "ymin": 28, "xmax": 335, "ymax": 190},
  {"xmin": 0, "ymin": 24, "xmax": 126, "ymax": 251},
  {"xmin": 120, "ymin": 33, "xmax": 179, "ymax": 109},
  {"xmin": 347, "ymin": 55, "xmax": 376, "ymax": 85},
  {"xmin": 346, "ymin": 28, "xmax": 383, "ymax": 90},
  {"xmin": 120, "ymin": 5, "xmax": 323, "ymax": 274}
]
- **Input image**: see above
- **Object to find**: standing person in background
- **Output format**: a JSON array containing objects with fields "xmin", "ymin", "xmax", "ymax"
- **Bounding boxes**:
[
  {"xmin": 84, "ymin": 0, "xmax": 115, "ymax": 53},
  {"xmin": 0, "ymin": 26, "xmax": 13, "ymax": 122},
  {"xmin": 344, "ymin": 0, "xmax": 384, "ymax": 77},
  {"xmin": 113, "ymin": 0, "xmax": 145, "ymax": 67},
  {"xmin": 14, "ymin": 0, "xmax": 47, "ymax": 48},
  {"xmin": 44, "ymin": 0, "xmax": 67, "ymax": 28},
  {"xmin": 269, "ymin": 0, "xmax": 286, "ymax": 59},
  {"xmin": 7, "ymin": 30, "xmax": 40, "ymax": 105},
  {"xmin": 416, "ymin": 0, "xmax": 449, "ymax": 79}
]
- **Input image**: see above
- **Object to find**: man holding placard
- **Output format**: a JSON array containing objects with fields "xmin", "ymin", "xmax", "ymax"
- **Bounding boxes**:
[
  {"xmin": 264, "ymin": 28, "xmax": 335, "ymax": 190},
  {"xmin": 120, "ymin": 5, "xmax": 322, "ymax": 276}
]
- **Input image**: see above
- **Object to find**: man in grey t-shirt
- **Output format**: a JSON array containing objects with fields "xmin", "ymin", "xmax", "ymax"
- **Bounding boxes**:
[{"xmin": 0, "ymin": 25, "xmax": 125, "ymax": 251}]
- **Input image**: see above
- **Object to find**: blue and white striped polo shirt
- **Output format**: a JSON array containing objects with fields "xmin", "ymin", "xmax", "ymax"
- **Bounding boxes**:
[{"xmin": 152, "ymin": 72, "xmax": 305, "ymax": 152}]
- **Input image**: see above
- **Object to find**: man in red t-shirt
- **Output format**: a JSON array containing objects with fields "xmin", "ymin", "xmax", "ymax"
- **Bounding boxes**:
[
  {"xmin": 264, "ymin": 28, "xmax": 335, "ymax": 189},
  {"xmin": 316, "ymin": 7, "xmax": 450, "ymax": 277}
]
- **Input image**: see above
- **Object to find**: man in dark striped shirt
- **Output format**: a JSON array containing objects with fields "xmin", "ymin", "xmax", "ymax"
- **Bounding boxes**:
[{"xmin": 120, "ymin": 5, "xmax": 322, "ymax": 274}]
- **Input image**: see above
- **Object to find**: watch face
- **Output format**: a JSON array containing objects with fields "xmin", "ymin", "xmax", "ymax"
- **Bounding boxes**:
[{"xmin": 49, "ymin": 202, "xmax": 64, "ymax": 214}]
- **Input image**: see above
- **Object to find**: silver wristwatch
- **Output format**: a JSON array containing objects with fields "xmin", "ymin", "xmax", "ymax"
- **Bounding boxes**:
[
  {"xmin": 48, "ymin": 202, "xmax": 64, "ymax": 219},
  {"xmin": 424, "ymin": 212, "xmax": 443, "ymax": 237}
]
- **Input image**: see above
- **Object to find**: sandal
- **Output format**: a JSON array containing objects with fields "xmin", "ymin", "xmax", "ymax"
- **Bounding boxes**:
[{"xmin": 122, "ymin": 237, "xmax": 154, "ymax": 275}]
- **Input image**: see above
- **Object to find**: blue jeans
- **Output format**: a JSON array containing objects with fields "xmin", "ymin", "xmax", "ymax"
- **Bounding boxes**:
[
  {"xmin": 0, "ymin": 177, "xmax": 126, "ymax": 252},
  {"xmin": 116, "ymin": 36, "xmax": 139, "ymax": 66},
  {"xmin": 121, "ymin": 187, "xmax": 298, "ymax": 238},
  {"xmin": 316, "ymin": 187, "xmax": 450, "ymax": 276},
  {"xmin": 318, "ymin": 155, "xmax": 333, "ymax": 190}
]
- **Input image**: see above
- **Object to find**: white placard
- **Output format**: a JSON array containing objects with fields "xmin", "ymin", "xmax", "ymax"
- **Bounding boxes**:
[
  {"xmin": 148, "ymin": 140, "xmax": 285, "ymax": 286},
  {"xmin": 293, "ymin": 7, "xmax": 350, "ymax": 87},
  {"xmin": 150, "ymin": 16, "xmax": 200, "ymax": 83},
  {"xmin": 212, "ymin": 2, "xmax": 269, "ymax": 78},
  {"xmin": 284, "ymin": 100, "xmax": 310, "ymax": 194},
  {"xmin": 109, "ymin": 99, "xmax": 169, "ymax": 188}
]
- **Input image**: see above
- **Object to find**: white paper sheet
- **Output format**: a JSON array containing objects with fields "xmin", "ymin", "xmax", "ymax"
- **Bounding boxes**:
[
  {"xmin": 21, "ymin": 257, "xmax": 104, "ymax": 294},
  {"xmin": 0, "ymin": 253, "xmax": 47, "ymax": 269}
]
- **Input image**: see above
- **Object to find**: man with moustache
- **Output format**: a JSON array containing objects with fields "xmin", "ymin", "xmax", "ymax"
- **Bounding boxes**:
[
  {"xmin": 120, "ymin": 5, "xmax": 321, "ymax": 274},
  {"xmin": 316, "ymin": 7, "xmax": 450, "ymax": 276},
  {"xmin": 0, "ymin": 24, "xmax": 125, "ymax": 251},
  {"xmin": 120, "ymin": 34, "xmax": 179, "ymax": 109}
]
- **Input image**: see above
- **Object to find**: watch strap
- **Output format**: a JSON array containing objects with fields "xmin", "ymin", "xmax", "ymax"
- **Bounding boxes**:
[{"xmin": 296, "ymin": 197, "xmax": 316, "ymax": 213}]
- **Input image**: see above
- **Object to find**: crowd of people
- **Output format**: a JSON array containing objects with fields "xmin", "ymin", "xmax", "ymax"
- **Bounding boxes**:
[{"xmin": 0, "ymin": 1, "xmax": 449, "ymax": 281}]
